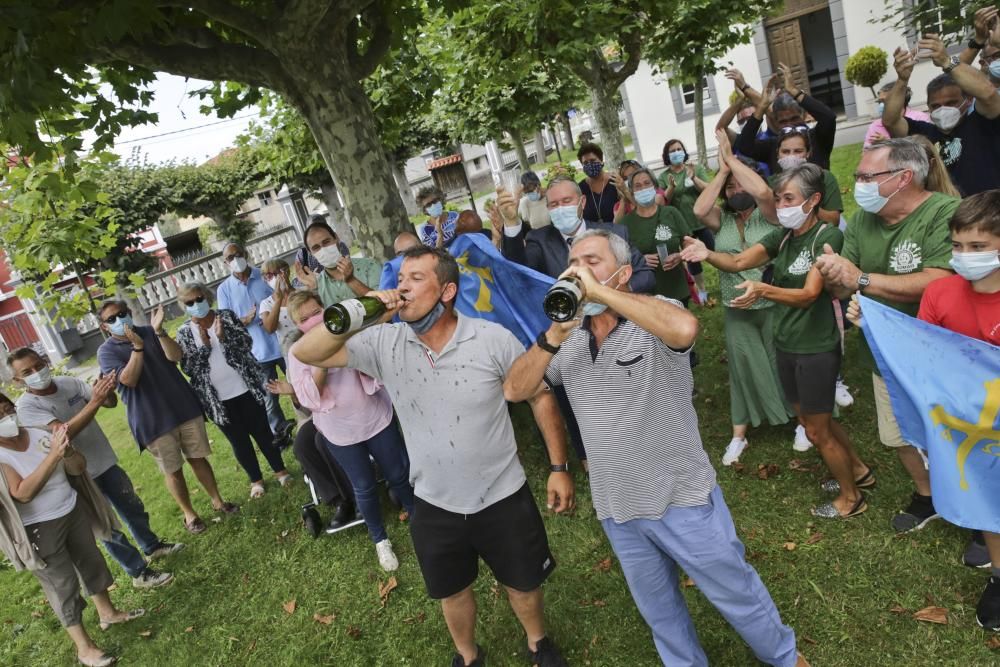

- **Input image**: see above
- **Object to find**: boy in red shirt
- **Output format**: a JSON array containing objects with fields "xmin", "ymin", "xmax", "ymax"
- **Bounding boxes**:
[{"xmin": 918, "ymin": 190, "xmax": 1000, "ymax": 631}]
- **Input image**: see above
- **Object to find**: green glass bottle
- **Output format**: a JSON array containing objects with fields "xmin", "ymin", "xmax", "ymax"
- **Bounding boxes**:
[
  {"xmin": 543, "ymin": 276, "xmax": 582, "ymax": 322},
  {"xmin": 323, "ymin": 296, "xmax": 387, "ymax": 335}
]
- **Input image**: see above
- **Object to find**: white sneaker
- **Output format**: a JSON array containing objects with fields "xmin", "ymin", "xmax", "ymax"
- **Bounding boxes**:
[
  {"xmin": 835, "ymin": 380, "xmax": 854, "ymax": 408},
  {"xmin": 793, "ymin": 424, "xmax": 813, "ymax": 452},
  {"xmin": 375, "ymin": 539, "xmax": 399, "ymax": 572},
  {"xmin": 698, "ymin": 290, "xmax": 709, "ymax": 304},
  {"xmin": 722, "ymin": 437, "xmax": 748, "ymax": 466}
]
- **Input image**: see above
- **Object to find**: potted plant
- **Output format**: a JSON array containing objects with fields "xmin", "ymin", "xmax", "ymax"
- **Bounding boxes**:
[{"xmin": 845, "ymin": 46, "xmax": 889, "ymax": 115}]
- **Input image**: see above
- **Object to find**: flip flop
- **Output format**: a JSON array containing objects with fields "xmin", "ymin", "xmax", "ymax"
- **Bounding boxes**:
[
  {"xmin": 811, "ymin": 495, "xmax": 868, "ymax": 519},
  {"xmin": 184, "ymin": 517, "xmax": 206, "ymax": 534},
  {"xmin": 99, "ymin": 608, "xmax": 145, "ymax": 631},
  {"xmin": 820, "ymin": 467, "xmax": 876, "ymax": 494}
]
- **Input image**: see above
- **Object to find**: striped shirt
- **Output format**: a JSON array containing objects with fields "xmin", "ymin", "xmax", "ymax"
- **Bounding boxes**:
[{"xmin": 545, "ymin": 298, "xmax": 716, "ymax": 522}]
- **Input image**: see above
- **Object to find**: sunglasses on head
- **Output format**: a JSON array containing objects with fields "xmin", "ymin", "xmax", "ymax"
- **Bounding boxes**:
[
  {"xmin": 102, "ymin": 310, "xmax": 129, "ymax": 325},
  {"xmin": 780, "ymin": 125, "xmax": 810, "ymax": 135},
  {"xmin": 183, "ymin": 296, "xmax": 206, "ymax": 307}
]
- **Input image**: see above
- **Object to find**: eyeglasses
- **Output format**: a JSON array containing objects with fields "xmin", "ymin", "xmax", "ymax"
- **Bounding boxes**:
[
  {"xmin": 102, "ymin": 310, "xmax": 128, "ymax": 325},
  {"xmin": 853, "ymin": 169, "xmax": 903, "ymax": 183},
  {"xmin": 183, "ymin": 296, "xmax": 206, "ymax": 307},
  {"xmin": 618, "ymin": 159, "xmax": 641, "ymax": 170},
  {"xmin": 223, "ymin": 251, "xmax": 245, "ymax": 262},
  {"xmin": 262, "ymin": 272, "xmax": 281, "ymax": 280}
]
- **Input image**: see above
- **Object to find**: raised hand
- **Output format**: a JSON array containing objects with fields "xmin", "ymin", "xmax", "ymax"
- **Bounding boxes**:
[
  {"xmin": 198, "ymin": 323, "xmax": 211, "ymax": 347},
  {"xmin": 49, "ymin": 424, "xmax": 70, "ymax": 459},
  {"xmin": 893, "ymin": 46, "xmax": 916, "ymax": 81},
  {"xmin": 241, "ymin": 304, "xmax": 257, "ymax": 326},
  {"xmin": 715, "ymin": 128, "xmax": 734, "ymax": 162},
  {"xmin": 214, "ymin": 315, "xmax": 224, "ymax": 341},
  {"xmin": 974, "ymin": 6, "xmax": 999, "ymax": 45},
  {"xmin": 91, "ymin": 371, "xmax": 118, "ymax": 403},
  {"xmin": 725, "ymin": 68, "xmax": 747, "ymax": 91},
  {"xmin": 917, "ymin": 33, "xmax": 949, "ymax": 68},
  {"xmin": 495, "ymin": 187, "xmax": 519, "ymax": 223},
  {"xmin": 331, "ymin": 256, "xmax": 355, "ymax": 282},
  {"xmin": 777, "ymin": 62, "xmax": 799, "ymax": 95},
  {"xmin": 123, "ymin": 325, "xmax": 144, "ymax": 350},
  {"xmin": 150, "ymin": 305, "xmax": 165, "ymax": 333},
  {"xmin": 294, "ymin": 259, "xmax": 318, "ymax": 290}
]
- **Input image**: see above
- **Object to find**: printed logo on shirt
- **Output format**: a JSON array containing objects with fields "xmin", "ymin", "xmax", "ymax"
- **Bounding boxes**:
[
  {"xmin": 68, "ymin": 393, "xmax": 87, "ymax": 407},
  {"xmin": 937, "ymin": 137, "xmax": 962, "ymax": 167},
  {"xmin": 787, "ymin": 249, "xmax": 814, "ymax": 276},
  {"xmin": 37, "ymin": 435, "xmax": 52, "ymax": 454},
  {"xmin": 889, "ymin": 240, "xmax": 922, "ymax": 274},
  {"xmin": 654, "ymin": 225, "xmax": 673, "ymax": 242}
]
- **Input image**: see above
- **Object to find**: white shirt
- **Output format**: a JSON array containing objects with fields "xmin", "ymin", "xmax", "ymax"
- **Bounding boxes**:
[
  {"xmin": 0, "ymin": 428, "xmax": 77, "ymax": 525},
  {"xmin": 192, "ymin": 324, "xmax": 248, "ymax": 401},
  {"xmin": 260, "ymin": 295, "xmax": 298, "ymax": 354}
]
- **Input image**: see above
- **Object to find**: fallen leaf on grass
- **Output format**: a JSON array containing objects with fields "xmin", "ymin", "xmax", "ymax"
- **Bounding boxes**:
[
  {"xmin": 889, "ymin": 605, "xmax": 908, "ymax": 615},
  {"xmin": 987, "ymin": 635, "xmax": 1000, "ymax": 649},
  {"xmin": 592, "ymin": 599, "xmax": 607, "ymax": 607},
  {"xmin": 379, "ymin": 576, "xmax": 398, "ymax": 607},
  {"xmin": 211, "ymin": 517, "xmax": 222, "ymax": 523},
  {"xmin": 346, "ymin": 625, "xmax": 362, "ymax": 639},
  {"xmin": 757, "ymin": 463, "xmax": 779, "ymax": 480},
  {"xmin": 184, "ymin": 626, "xmax": 195, "ymax": 633},
  {"xmin": 280, "ymin": 530, "xmax": 290, "ymax": 538},
  {"xmin": 30, "ymin": 611, "xmax": 43, "ymax": 619},
  {"xmin": 731, "ymin": 462, "xmax": 746, "ymax": 474},
  {"xmin": 313, "ymin": 613, "xmax": 335, "ymax": 625},
  {"xmin": 593, "ymin": 557, "xmax": 612, "ymax": 572},
  {"xmin": 805, "ymin": 532, "xmax": 824, "ymax": 545},
  {"xmin": 282, "ymin": 599, "xmax": 297, "ymax": 614},
  {"xmin": 913, "ymin": 606, "xmax": 948, "ymax": 625},
  {"xmin": 138, "ymin": 630, "xmax": 152, "ymax": 638},
  {"xmin": 802, "ymin": 636, "xmax": 818, "ymax": 646},
  {"xmin": 681, "ymin": 577, "xmax": 696, "ymax": 588},
  {"xmin": 247, "ymin": 639, "xmax": 256, "ymax": 653},
  {"xmin": 403, "ymin": 611, "xmax": 426, "ymax": 625},
  {"xmin": 783, "ymin": 542, "xmax": 797, "ymax": 551}
]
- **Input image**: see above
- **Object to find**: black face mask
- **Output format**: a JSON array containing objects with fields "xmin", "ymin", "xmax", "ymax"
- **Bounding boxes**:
[{"xmin": 727, "ymin": 192, "xmax": 756, "ymax": 212}]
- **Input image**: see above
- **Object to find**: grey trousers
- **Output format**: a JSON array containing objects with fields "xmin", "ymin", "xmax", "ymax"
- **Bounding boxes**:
[{"xmin": 26, "ymin": 500, "xmax": 114, "ymax": 627}]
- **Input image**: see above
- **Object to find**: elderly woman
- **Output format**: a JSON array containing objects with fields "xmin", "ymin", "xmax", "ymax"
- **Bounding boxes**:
[
  {"xmin": 0, "ymin": 394, "xmax": 143, "ymax": 667},
  {"xmin": 161, "ymin": 282, "xmax": 291, "ymax": 498},
  {"xmin": 269, "ymin": 290, "xmax": 414, "ymax": 572},
  {"xmin": 578, "ymin": 142, "xmax": 618, "ymax": 223},
  {"xmin": 517, "ymin": 171, "xmax": 550, "ymax": 228},
  {"xmin": 682, "ymin": 161, "xmax": 873, "ymax": 519},
  {"xmin": 612, "ymin": 159, "xmax": 666, "ymax": 223},
  {"xmin": 260, "ymin": 258, "xmax": 299, "ymax": 357}
]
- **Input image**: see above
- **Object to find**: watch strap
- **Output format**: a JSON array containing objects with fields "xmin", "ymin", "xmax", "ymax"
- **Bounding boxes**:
[
  {"xmin": 969, "ymin": 38, "xmax": 985, "ymax": 51},
  {"xmin": 536, "ymin": 331, "xmax": 561, "ymax": 354},
  {"xmin": 550, "ymin": 463, "xmax": 569, "ymax": 472}
]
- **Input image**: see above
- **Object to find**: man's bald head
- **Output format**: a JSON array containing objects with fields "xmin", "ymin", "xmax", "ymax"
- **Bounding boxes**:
[
  {"xmin": 393, "ymin": 231, "xmax": 421, "ymax": 256},
  {"xmin": 455, "ymin": 210, "xmax": 483, "ymax": 236}
]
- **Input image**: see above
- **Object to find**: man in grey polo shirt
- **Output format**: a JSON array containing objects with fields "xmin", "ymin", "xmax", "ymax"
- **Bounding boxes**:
[
  {"xmin": 505, "ymin": 230, "xmax": 809, "ymax": 667},
  {"xmin": 293, "ymin": 245, "xmax": 574, "ymax": 667}
]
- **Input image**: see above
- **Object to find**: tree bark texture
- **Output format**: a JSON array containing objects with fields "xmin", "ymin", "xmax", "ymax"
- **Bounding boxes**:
[
  {"xmin": 588, "ymin": 84, "xmax": 625, "ymax": 169},
  {"xmin": 507, "ymin": 128, "xmax": 532, "ymax": 172},
  {"xmin": 558, "ymin": 114, "xmax": 575, "ymax": 153},
  {"xmin": 533, "ymin": 130, "xmax": 546, "ymax": 166},
  {"xmin": 390, "ymin": 159, "xmax": 420, "ymax": 217},
  {"xmin": 320, "ymin": 181, "xmax": 356, "ymax": 245},
  {"xmin": 694, "ymin": 81, "xmax": 708, "ymax": 168}
]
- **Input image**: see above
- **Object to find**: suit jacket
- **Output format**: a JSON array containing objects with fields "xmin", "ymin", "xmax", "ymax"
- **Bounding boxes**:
[{"xmin": 500, "ymin": 221, "xmax": 656, "ymax": 294}]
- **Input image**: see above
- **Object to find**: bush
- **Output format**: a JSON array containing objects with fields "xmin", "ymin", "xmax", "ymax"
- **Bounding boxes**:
[
  {"xmin": 542, "ymin": 162, "xmax": 580, "ymax": 186},
  {"xmin": 845, "ymin": 46, "xmax": 889, "ymax": 98}
]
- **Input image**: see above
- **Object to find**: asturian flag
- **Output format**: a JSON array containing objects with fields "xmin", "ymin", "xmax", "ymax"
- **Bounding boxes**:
[
  {"xmin": 379, "ymin": 233, "xmax": 554, "ymax": 348},
  {"xmin": 859, "ymin": 295, "xmax": 1000, "ymax": 532}
]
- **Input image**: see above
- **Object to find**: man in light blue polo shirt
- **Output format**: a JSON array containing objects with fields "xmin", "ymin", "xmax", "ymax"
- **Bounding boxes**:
[{"xmin": 216, "ymin": 241, "xmax": 293, "ymax": 445}]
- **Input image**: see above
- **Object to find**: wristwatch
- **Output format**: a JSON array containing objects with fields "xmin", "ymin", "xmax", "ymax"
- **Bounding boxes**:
[
  {"xmin": 550, "ymin": 463, "xmax": 570, "ymax": 473},
  {"xmin": 969, "ymin": 38, "xmax": 985, "ymax": 51},
  {"xmin": 943, "ymin": 55, "xmax": 961, "ymax": 74},
  {"xmin": 536, "ymin": 331, "xmax": 561, "ymax": 354},
  {"xmin": 857, "ymin": 273, "xmax": 871, "ymax": 291}
]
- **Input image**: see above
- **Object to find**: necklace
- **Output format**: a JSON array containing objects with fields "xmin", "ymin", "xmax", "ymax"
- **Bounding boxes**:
[{"xmin": 588, "ymin": 179, "xmax": 607, "ymax": 221}]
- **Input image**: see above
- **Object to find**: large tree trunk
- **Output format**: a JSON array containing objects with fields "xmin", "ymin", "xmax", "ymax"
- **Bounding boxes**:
[
  {"xmin": 291, "ymin": 75, "xmax": 409, "ymax": 262},
  {"xmin": 693, "ymin": 78, "xmax": 708, "ymax": 168},
  {"xmin": 588, "ymin": 85, "xmax": 625, "ymax": 169},
  {"xmin": 558, "ymin": 114, "xmax": 575, "ymax": 152},
  {"xmin": 319, "ymin": 181, "xmax": 355, "ymax": 245},
  {"xmin": 533, "ymin": 130, "xmax": 546, "ymax": 166},
  {"xmin": 507, "ymin": 128, "xmax": 532, "ymax": 172},
  {"xmin": 390, "ymin": 159, "xmax": 420, "ymax": 217},
  {"xmin": 547, "ymin": 122, "xmax": 564, "ymax": 163}
]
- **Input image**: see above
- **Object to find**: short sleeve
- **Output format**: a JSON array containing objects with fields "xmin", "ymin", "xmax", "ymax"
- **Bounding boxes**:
[
  {"xmin": 842, "ymin": 212, "xmax": 863, "ymax": 264},
  {"xmin": 259, "ymin": 295, "xmax": 275, "ymax": 315},
  {"xmin": 696, "ymin": 166, "xmax": 712, "ymax": 183},
  {"xmin": 905, "ymin": 118, "xmax": 942, "ymax": 142},
  {"xmin": 920, "ymin": 199, "xmax": 960, "ymax": 270},
  {"xmin": 73, "ymin": 377, "xmax": 93, "ymax": 402},
  {"xmin": 358, "ymin": 258, "xmax": 382, "ymax": 291},
  {"xmin": 819, "ymin": 224, "xmax": 844, "ymax": 254},
  {"xmin": 917, "ymin": 282, "xmax": 942, "ymax": 325},
  {"xmin": 97, "ymin": 343, "xmax": 125, "ymax": 376},
  {"xmin": 15, "ymin": 395, "xmax": 57, "ymax": 429},
  {"xmin": 821, "ymin": 170, "xmax": 843, "ymax": 212},
  {"xmin": 490, "ymin": 326, "xmax": 527, "ymax": 382},
  {"xmin": 759, "ymin": 228, "xmax": 786, "ymax": 259},
  {"xmin": 344, "ymin": 325, "xmax": 389, "ymax": 381}
]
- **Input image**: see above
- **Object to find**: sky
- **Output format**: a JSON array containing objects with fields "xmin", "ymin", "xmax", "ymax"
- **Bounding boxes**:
[{"xmin": 96, "ymin": 74, "xmax": 259, "ymax": 165}]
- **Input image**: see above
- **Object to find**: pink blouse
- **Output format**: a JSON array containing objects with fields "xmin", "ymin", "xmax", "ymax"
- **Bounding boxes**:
[{"xmin": 287, "ymin": 353, "xmax": 393, "ymax": 446}]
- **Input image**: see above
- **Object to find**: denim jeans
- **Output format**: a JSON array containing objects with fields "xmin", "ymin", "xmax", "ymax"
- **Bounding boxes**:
[
  {"xmin": 93, "ymin": 464, "xmax": 161, "ymax": 577},
  {"xmin": 321, "ymin": 422, "xmax": 415, "ymax": 543},
  {"xmin": 601, "ymin": 486, "xmax": 798, "ymax": 667},
  {"xmin": 259, "ymin": 357, "xmax": 291, "ymax": 435}
]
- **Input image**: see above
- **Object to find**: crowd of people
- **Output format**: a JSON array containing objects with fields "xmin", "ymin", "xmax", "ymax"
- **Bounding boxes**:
[{"xmin": 1, "ymin": 17, "xmax": 999, "ymax": 667}]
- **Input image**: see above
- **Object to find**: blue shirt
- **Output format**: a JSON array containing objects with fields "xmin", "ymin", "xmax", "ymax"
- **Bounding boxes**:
[
  {"xmin": 216, "ymin": 267, "xmax": 283, "ymax": 362},
  {"xmin": 97, "ymin": 326, "xmax": 204, "ymax": 448}
]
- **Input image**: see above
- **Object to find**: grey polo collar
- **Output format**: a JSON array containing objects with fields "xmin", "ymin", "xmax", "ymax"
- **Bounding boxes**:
[{"xmin": 404, "ymin": 310, "xmax": 475, "ymax": 361}]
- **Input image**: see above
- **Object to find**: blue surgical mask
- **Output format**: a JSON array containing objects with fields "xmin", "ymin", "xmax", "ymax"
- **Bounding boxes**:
[
  {"xmin": 990, "ymin": 60, "xmax": 1000, "ymax": 81},
  {"xmin": 876, "ymin": 102, "xmax": 885, "ymax": 116},
  {"xmin": 526, "ymin": 191, "xmax": 541, "ymax": 202},
  {"xmin": 668, "ymin": 150, "xmax": 686, "ymax": 166},
  {"xmin": 634, "ymin": 188, "xmax": 657, "ymax": 206},
  {"xmin": 407, "ymin": 300, "xmax": 445, "ymax": 335},
  {"xmin": 581, "ymin": 266, "xmax": 625, "ymax": 317},
  {"xmin": 582, "ymin": 162, "xmax": 603, "ymax": 178},
  {"xmin": 950, "ymin": 250, "xmax": 1000, "ymax": 282},
  {"xmin": 549, "ymin": 205, "xmax": 582, "ymax": 234},
  {"xmin": 109, "ymin": 314, "xmax": 133, "ymax": 337},
  {"xmin": 854, "ymin": 173, "xmax": 902, "ymax": 214},
  {"xmin": 186, "ymin": 300, "xmax": 211, "ymax": 318},
  {"xmin": 426, "ymin": 201, "xmax": 444, "ymax": 218}
]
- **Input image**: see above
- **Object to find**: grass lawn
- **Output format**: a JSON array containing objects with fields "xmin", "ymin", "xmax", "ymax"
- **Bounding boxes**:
[{"xmin": 3, "ymin": 149, "xmax": 994, "ymax": 665}]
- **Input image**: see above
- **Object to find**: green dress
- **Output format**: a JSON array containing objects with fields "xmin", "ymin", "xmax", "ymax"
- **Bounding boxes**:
[
  {"xmin": 715, "ymin": 209, "xmax": 793, "ymax": 427},
  {"xmin": 620, "ymin": 205, "xmax": 691, "ymax": 301},
  {"xmin": 657, "ymin": 164, "xmax": 711, "ymax": 234}
]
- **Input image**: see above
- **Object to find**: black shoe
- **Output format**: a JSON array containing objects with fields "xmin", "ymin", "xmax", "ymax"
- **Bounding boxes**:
[
  {"xmin": 977, "ymin": 576, "xmax": 1000, "ymax": 631},
  {"xmin": 325, "ymin": 503, "xmax": 365, "ymax": 534},
  {"xmin": 450, "ymin": 645, "xmax": 484, "ymax": 667},
  {"xmin": 302, "ymin": 504, "xmax": 321, "ymax": 538},
  {"xmin": 527, "ymin": 637, "xmax": 566, "ymax": 667},
  {"xmin": 272, "ymin": 421, "xmax": 295, "ymax": 449},
  {"xmin": 890, "ymin": 492, "xmax": 940, "ymax": 533}
]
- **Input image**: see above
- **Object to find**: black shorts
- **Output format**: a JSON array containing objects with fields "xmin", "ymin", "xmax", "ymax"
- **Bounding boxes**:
[
  {"xmin": 776, "ymin": 348, "xmax": 841, "ymax": 415},
  {"xmin": 409, "ymin": 483, "xmax": 556, "ymax": 599}
]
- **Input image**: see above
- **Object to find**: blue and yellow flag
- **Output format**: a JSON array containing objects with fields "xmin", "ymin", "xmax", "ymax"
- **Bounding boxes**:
[
  {"xmin": 379, "ymin": 233, "xmax": 555, "ymax": 348},
  {"xmin": 859, "ymin": 295, "xmax": 1000, "ymax": 532}
]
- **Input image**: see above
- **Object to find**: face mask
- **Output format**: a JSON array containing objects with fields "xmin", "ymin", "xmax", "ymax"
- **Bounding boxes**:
[
  {"xmin": 108, "ymin": 314, "xmax": 133, "ymax": 337},
  {"xmin": 930, "ymin": 105, "xmax": 963, "ymax": 132},
  {"xmin": 425, "ymin": 201, "xmax": 444, "ymax": 218},
  {"xmin": 727, "ymin": 192, "xmax": 755, "ymax": 212},
  {"xmin": 634, "ymin": 188, "xmax": 657, "ymax": 206},
  {"xmin": 990, "ymin": 60, "xmax": 1000, "ymax": 81},
  {"xmin": 549, "ymin": 205, "xmax": 582, "ymax": 234},
  {"xmin": 407, "ymin": 300, "xmax": 446, "ymax": 335},
  {"xmin": 776, "ymin": 202, "xmax": 813, "ymax": 230},
  {"xmin": 266, "ymin": 276, "xmax": 280, "ymax": 290},
  {"xmin": 24, "ymin": 367, "xmax": 52, "ymax": 391},
  {"xmin": 854, "ymin": 173, "xmax": 902, "ymax": 214},
  {"xmin": 876, "ymin": 102, "xmax": 885, "ymax": 116},
  {"xmin": 228, "ymin": 257, "xmax": 248, "ymax": 274},
  {"xmin": 582, "ymin": 162, "xmax": 603, "ymax": 178},
  {"xmin": 582, "ymin": 266, "xmax": 625, "ymax": 316},
  {"xmin": 950, "ymin": 250, "xmax": 1000, "ymax": 282},
  {"xmin": 298, "ymin": 312, "xmax": 324, "ymax": 333},
  {"xmin": 668, "ymin": 150, "xmax": 686, "ymax": 166},
  {"xmin": 0, "ymin": 414, "xmax": 19, "ymax": 438},
  {"xmin": 526, "ymin": 191, "xmax": 541, "ymax": 202},
  {"xmin": 313, "ymin": 244, "xmax": 343, "ymax": 269},
  {"xmin": 186, "ymin": 300, "xmax": 211, "ymax": 319},
  {"xmin": 777, "ymin": 155, "xmax": 806, "ymax": 171}
]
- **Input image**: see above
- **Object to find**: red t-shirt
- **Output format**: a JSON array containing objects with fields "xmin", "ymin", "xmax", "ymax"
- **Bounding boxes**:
[{"xmin": 917, "ymin": 274, "xmax": 1000, "ymax": 346}]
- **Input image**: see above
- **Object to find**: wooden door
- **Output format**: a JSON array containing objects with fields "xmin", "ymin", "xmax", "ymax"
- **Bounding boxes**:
[{"xmin": 766, "ymin": 19, "xmax": 810, "ymax": 94}]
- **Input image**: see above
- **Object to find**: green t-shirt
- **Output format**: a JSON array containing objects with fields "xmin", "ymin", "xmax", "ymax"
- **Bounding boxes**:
[
  {"xmin": 759, "ymin": 222, "xmax": 844, "ymax": 354},
  {"xmin": 316, "ymin": 256, "xmax": 383, "ymax": 307},
  {"xmin": 768, "ymin": 168, "xmax": 843, "ymax": 213},
  {"xmin": 843, "ymin": 191, "xmax": 958, "ymax": 370},
  {"xmin": 620, "ymin": 205, "xmax": 691, "ymax": 301},
  {"xmin": 657, "ymin": 165, "xmax": 711, "ymax": 233}
]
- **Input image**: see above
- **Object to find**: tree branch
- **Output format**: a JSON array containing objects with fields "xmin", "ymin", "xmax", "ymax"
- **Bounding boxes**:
[
  {"xmin": 349, "ymin": 6, "xmax": 394, "ymax": 79},
  {"xmin": 609, "ymin": 29, "xmax": 643, "ymax": 88},
  {"xmin": 155, "ymin": 0, "xmax": 268, "ymax": 43}
]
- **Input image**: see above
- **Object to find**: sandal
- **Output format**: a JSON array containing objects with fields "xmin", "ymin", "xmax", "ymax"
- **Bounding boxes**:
[
  {"xmin": 215, "ymin": 501, "xmax": 241, "ymax": 515},
  {"xmin": 250, "ymin": 482, "xmax": 265, "ymax": 498},
  {"xmin": 820, "ymin": 468, "xmax": 876, "ymax": 494},
  {"xmin": 276, "ymin": 473, "xmax": 293, "ymax": 487},
  {"xmin": 78, "ymin": 653, "xmax": 116, "ymax": 667},
  {"xmin": 811, "ymin": 495, "xmax": 868, "ymax": 519},
  {"xmin": 184, "ymin": 517, "xmax": 206, "ymax": 534},
  {"xmin": 98, "ymin": 608, "xmax": 145, "ymax": 631}
]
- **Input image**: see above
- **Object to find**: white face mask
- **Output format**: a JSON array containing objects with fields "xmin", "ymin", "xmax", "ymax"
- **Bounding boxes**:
[
  {"xmin": 930, "ymin": 105, "xmax": 964, "ymax": 132},
  {"xmin": 581, "ymin": 266, "xmax": 626, "ymax": 316},
  {"xmin": 266, "ymin": 276, "xmax": 279, "ymax": 290},
  {"xmin": 776, "ymin": 202, "xmax": 813, "ymax": 230},
  {"xmin": 949, "ymin": 250, "xmax": 1000, "ymax": 282},
  {"xmin": 0, "ymin": 414, "xmax": 19, "ymax": 438},
  {"xmin": 24, "ymin": 367, "xmax": 53, "ymax": 391},
  {"xmin": 777, "ymin": 155, "xmax": 807, "ymax": 171},
  {"xmin": 228, "ymin": 257, "xmax": 249, "ymax": 274},
  {"xmin": 313, "ymin": 244, "xmax": 343, "ymax": 269}
]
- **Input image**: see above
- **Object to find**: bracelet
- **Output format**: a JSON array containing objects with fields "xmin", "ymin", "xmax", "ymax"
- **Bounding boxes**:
[
  {"xmin": 155, "ymin": 330, "xmax": 168, "ymax": 337},
  {"xmin": 536, "ymin": 331, "xmax": 561, "ymax": 354},
  {"xmin": 969, "ymin": 38, "xmax": 985, "ymax": 51},
  {"xmin": 794, "ymin": 90, "xmax": 805, "ymax": 101},
  {"xmin": 132, "ymin": 347, "xmax": 145, "ymax": 353},
  {"xmin": 739, "ymin": 83, "xmax": 750, "ymax": 93}
]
